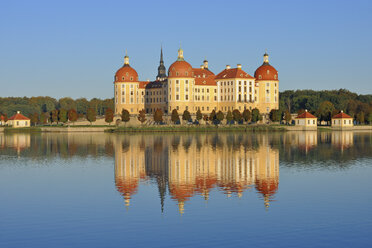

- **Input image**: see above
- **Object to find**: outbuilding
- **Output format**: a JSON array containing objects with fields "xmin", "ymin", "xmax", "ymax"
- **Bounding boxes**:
[
  {"xmin": 295, "ymin": 110, "xmax": 317, "ymax": 129},
  {"xmin": 331, "ymin": 111, "xmax": 353, "ymax": 129},
  {"xmin": 7, "ymin": 111, "xmax": 30, "ymax": 128}
]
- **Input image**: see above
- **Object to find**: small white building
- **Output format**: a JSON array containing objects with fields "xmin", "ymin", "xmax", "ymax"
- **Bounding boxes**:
[
  {"xmin": 295, "ymin": 110, "xmax": 317, "ymax": 129},
  {"xmin": 7, "ymin": 111, "xmax": 30, "ymax": 128},
  {"xmin": 331, "ymin": 111, "xmax": 353, "ymax": 128}
]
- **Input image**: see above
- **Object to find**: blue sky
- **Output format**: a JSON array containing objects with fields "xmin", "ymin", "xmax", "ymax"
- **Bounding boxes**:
[{"xmin": 0, "ymin": 0, "xmax": 371, "ymax": 99}]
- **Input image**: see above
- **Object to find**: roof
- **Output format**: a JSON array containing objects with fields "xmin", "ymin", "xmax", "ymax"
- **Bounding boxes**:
[
  {"xmin": 115, "ymin": 65, "xmax": 139, "ymax": 82},
  {"xmin": 195, "ymin": 75, "xmax": 216, "ymax": 86},
  {"xmin": 254, "ymin": 64, "xmax": 278, "ymax": 81},
  {"xmin": 145, "ymin": 80, "xmax": 164, "ymax": 89},
  {"xmin": 332, "ymin": 112, "xmax": 352, "ymax": 119},
  {"xmin": 215, "ymin": 68, "xmax": 254, "ymax": 80},
  {"xmin": 193, "ymin": 68, "xmax": 215, "ymax": 77},
  {"xmin": 296, "ymin": 111, "xmax": 317, "ymax": 119},
  {"xmin": 8, "ymin": 113, "xmax": 30, "ymax": 120}
]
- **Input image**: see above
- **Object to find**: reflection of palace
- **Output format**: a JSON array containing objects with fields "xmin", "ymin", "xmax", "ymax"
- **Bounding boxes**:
[
  {"xmin": 331, "ymin": 131, "xmax": 354, "ymax": 151},
  {"xmin": 114, "ymin": 135, "xmax": 279, "ymax": 213},
  {"xmin": 0, "ymin": 134, "xmax": 31, "ymax": 155}
]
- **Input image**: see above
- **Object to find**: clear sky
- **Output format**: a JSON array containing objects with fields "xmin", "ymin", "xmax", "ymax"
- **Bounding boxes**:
[{"xmin": 0, "ymin": 0, "xmax": 371, "ymax": 99}]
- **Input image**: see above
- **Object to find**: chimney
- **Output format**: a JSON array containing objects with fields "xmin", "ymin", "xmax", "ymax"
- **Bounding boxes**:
[
  {"xmin": 237, "ymin": 64, "xmax": 242, "ymax": 69},
  {"xmin": 226, "ymin": 65, "xmax": 231, "ymax": 69}
]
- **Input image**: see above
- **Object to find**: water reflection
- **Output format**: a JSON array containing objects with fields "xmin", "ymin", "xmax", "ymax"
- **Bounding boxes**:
[{"xmin": 0, "ymin": 131, "xmax": 370, "ymax": 214}]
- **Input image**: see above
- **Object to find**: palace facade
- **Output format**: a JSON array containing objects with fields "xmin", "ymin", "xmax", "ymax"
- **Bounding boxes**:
[{"xmin": 114, "ymin": 47, "xmax": 279, "ymax": 115}]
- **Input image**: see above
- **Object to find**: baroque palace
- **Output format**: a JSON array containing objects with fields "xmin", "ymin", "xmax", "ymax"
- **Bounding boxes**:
[{"xmin": 114, "ymin": 47, "xmax": 279, "ymax": 115}]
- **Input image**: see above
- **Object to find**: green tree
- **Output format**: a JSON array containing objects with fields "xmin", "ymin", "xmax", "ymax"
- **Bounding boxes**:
[
  {"xmin": 216, "ymin": 111, "xmax": 224, "ymax": 123},
  {"xmin": 284, "ymin": 110, "xmax": 292, "ymax": 124},
  {"xmin": 171, "ymin": 109, "xmax": 180, "ymax": 124},
  {"xmin": 182, "ymin": 110, "xmax": 191, "ymax": 122},
  {"xmin": 39, "ymin": 112, "xmax": 47, "ymax": 125},
  {"xmin": 3, "ymin": 113, "xmax": 8, "ymax": 124},
  {"xmin": 269, "ymin": 109, "xmax": 281, "ymax": 122},
  {"xmin": 29, "ymin": 112, "xmax": 39, "ymax": 126},
  {"xmin": 232, "ymin": 109, "xmax": 242, "ymax": 122},
  {"xmin": 68, "ymin": 109, "xmax": 78, "ymax": 125},
  {"xmin": 58, "ymin": 109, "xmax": 68, "ymax": 123},
  {"xmin": 76, "ymin": 98, "xmax": 89, "ymax": 114},
  {"xmin": 209, "ymin": 110, "xmax": 216, "ymax": 121},
  {"xmin": 105, "ymin": 108, "xmax": 114, "ymax": 125},
  {"xmin": 59, "ymin": 97, "xmax": 77, "ymax": 111},
  {"xmin": 367, "ymin": 113, "xmax": 372, "ymax": 124},
  {"xmin": 138, "ymin": 109, "xmax": 147, "ymax": 125},
  {"xmin": 242, "ymin": 109, "xmax": 251, "ymax": 123},
  {"xmin": 196, "ymin": 109, "xmax": 203, "ymax": 121},
  {"xmin": 154, "ymin": 109, "xmax": 163, "ymax": 124},
  {"xmin": 121, "ymin": 109, "xmax": 130, "ymax": 124},
  {"xmin": 251, "ymin": 108, "xmax": 261, "ymax": 123},
  {"xmin": 203, "ymin": 115, "xmax": 209, "ymax": 123},
  {"xmin": 356, "ymin": 112, "xmax": 365, "ymax": 124},
  {"xmin": 86, "ymin": 108, "xmax": 97, "ymax": 125},
  {"xmin": 51, "ymin": 109, "xmax": 59, "ymax": 124},
  {"xmin": 316, "ymin": 101, "xmax": 335, "ymax": 123},
  {"xmin": 226, "ymin": 110, "xmax": 233, "ymax": 124}
]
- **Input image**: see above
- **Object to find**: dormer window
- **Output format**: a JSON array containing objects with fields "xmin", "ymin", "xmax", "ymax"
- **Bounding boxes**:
[
  {"xmin": 176, "ymin": 72, "xmax": 179, "ymax": 76},
  {"xmin": 259, "ymin": 75, "xmax": 262, "ymax": 79},
  {"xmin": 130, "ymin": 77, "xmax": 133, "ymax": 81},
  {"xmin": 185, "ymin": 72, "xmax": 188, "ymax": 76},
  {"xmin": 267, "ymin": 70, "xmax": 270, "ymax": 74},
  {"xmin": 274, "ymin": 75, "xmax": 277, "ymax": 79},
  {"xmin": 126, "ymin": 72, "xmax": 129, "ymax": 76},
  {"xmin": 115, "ymin": 76, "xmax": 118, "ymax": 81},
  {"xmin": 122, "ymin": 76, "xmax": 124, "ymax": 81}
]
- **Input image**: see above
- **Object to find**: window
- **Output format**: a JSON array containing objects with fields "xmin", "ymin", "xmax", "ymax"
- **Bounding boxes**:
[
  {"xmin": 122, "ymin": 77, "xmax": 124, "ymax": 81},
  {"xmin": 130, "ymin": 77, "xmax": 133, "ymax": 81},
  {"xmin": 176, "ymin": 80, "xmax": 179, "ymax": 84},
  {"xmin": 259, "ymin": 75, "xmax": 262, "ymax": 79},
  {"xmin": 185, "ymin": 72, "xmax": 188, "ymax": 76},
  {"xmin": 176, "ymin": 95, "xmax": 179, "ymax": 100},
  {"xmin": 176, "ymin": 72, "xmax": 179, "ymax": 76},
  {"xmin": 185, "ymin": 95, "xmax": 188, "ymax": 100},
  {"xmin": 207, "ymin": 89, "xmax": 209, "ymax": 93},
  {"xmin": 185, "ymin": 80, "xmax": 188, "ymax": 84}
]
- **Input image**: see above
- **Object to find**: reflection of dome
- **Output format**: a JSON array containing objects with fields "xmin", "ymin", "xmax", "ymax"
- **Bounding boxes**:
[
  {"xmin": 255, "ymin": 178, "xmax": 278, "ymax": 209},
  {"xmin": 115, "ymin": 178, "xmax": 139, "ymax": 207},
  {"xmin": 195, "ymin": 176, "xmax": 218, "ymax": 200},
  {"xmin": 169, "ymin": 183, "xmax": 195, "ymax": 214},
  {"xmin": 254, "ymin": 52, "xmax": 278, "ymax": 81}
]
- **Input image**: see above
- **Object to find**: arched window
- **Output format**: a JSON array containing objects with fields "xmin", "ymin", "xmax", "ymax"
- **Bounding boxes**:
[{"xmin": 259, "ymin": 75, "xmax": 262, "ymax": 79}]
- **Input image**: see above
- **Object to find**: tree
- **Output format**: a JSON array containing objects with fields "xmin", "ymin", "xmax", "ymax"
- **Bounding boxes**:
[
  {"xmin": 105, "ymin": 108, "xmax": 114, "ymax": 125},
  {"xmin": 226, "ymin": 110, "xmax": 233, "ymax": 124},
  {"xmin": 39, "ymin": 112, "xmax": 47, "ymax": 125},
  {"xmin": 154, "ymin": 109, "xmax": 163, "ymax": 124},
  {"xmin": 2, "ymin": 113, "xmax": 8, "ymax": 124},
  {"xmin": 216, "ymin": 111, "xmax": 224, "ymax": 123},
  {"xmin": 356, "ymin": 112, "xmax": 365, "ymax": 124},
  {"xmin": 68, "ymin": 109, "xmax": 78, "ymax": 125},
  {"xmin": 182, "ymin": 110, "xmax": 191, "ymax": 122},
  {"xmin": 76, "ymin": 98, "xmax": 89, "ymax": 114},
  {"xmin": 232, "ymin": 109, "xmax": 242, "ymax": 122},
  {"xmin": 59, "ymin": 97, "xmax": 77, "ymax": 111},
  {"xmin": 58, "ymin": 109, "xmax": 68, "ymax": 123},
  {"xmin": 29, "ymin": 112, "xmax": 39, "ymax": 126},
  {"xmin": 121, "ymin": 109, "xmax": 130, "ymax": 124},
  {"xmin": 171, "ymin": 109, "xmax": 180, "ymax": 124},
  {"xmin": 251, "ymin": 108, "xmax": 261, "ymax": 123},
  {"xmin": 138, "ymin": 109, "xmax": 147, "ymax": 125},
  {"xmin": 242, "ymin": 109, "xmax": 251, "ymax": 123},
  {"xmin": 51, "ymin": 109, "xmax": 59, "ymax": 124},
  {"xmin": 86, "ymin": 108, "xmax": 96, "ymax": 125},
  {"xmin": 297, "ymin": 109, "xmax": 306, "ymax": 116},
  {"xmin": 367, "ymin": 112, "xmax": 372, "ymax": 124},
  {"xmin": 284, "ymin": 110, "xmax": 292, "ymax": 124},
  {"xmin": 203, "ymin": 115, "xmax": 209, "ymax": 124},
  {"xmin": 209, "ymin": 110, "xmax": 216, "ymax": 121},
  {"xmin": 196, "ymin": 109, "xmax": 203, "ymax": 121},
  {"xmin": 316, "ymin": 101, "xmax": 335, "ymax": 124},
  {"xmin": 269, "ymin": 109, "xmax": 281, "ymax": 122}
]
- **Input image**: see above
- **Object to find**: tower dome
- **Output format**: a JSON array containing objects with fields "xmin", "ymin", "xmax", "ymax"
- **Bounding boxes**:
[
  {"xmin": 254, "ymin": 52, "xmax": 278, "ymax": 81},
  {"xmin": 168, "ymin": 47, "xmax": 193, "ymax": 78},
  {"xmin": 114, "ymin": 51, "xmax": 139, "ymax": 82}
]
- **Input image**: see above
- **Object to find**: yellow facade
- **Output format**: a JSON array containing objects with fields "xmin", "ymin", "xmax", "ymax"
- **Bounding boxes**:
[{"xmin": 114, "ymin": 50, "xmax": 279, "ymax": 116}]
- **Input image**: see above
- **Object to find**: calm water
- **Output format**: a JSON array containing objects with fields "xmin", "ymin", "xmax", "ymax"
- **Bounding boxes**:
[{"xmin": 0, "ymin": 131, "xmax": 371, "ymax": 248}]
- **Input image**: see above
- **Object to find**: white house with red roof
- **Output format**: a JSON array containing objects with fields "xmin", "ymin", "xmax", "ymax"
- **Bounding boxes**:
[
  {"xmin": 295, "ymin": 110, "xmax": 317, "ymax": 128},
  {"xmin": 331, "ymin": 110, "xmax": 353, "ymax": 128},
  {"xmin": 7, "ymin": 111, "xmax": 30, "ymax": 128}
]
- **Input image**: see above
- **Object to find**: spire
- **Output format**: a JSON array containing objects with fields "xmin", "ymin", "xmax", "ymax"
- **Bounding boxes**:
[
  {"xmin": 157, "ymin": 46, "xmax": 167, "ymax": 81},
  {"xmin": 124, "ymin": 49, "xmax": 129, "ymax": 66},
  {"xmin": 177, "ymin": 44, "xmax": 184, "ymax": 61},
  {"xmin": 263, "ymin": 50, "xmax": 269, "ymax": 65}
]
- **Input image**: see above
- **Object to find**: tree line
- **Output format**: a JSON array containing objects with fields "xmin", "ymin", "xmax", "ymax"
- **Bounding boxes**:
[
  {"xmin": 278, "ymin": 89, "xmax": 372, "ymax": 124},
  {"xmin": 0, "ymin": 96, "xmax": 114, "ymax": 117}
]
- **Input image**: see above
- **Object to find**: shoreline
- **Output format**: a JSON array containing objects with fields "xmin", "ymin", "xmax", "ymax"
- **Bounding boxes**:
[{"xmin": 0, "ymin": 125, "xmax": 371, "ymax": 133}]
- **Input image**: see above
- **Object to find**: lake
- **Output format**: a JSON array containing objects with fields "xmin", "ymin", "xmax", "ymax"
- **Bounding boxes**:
[{"xmin": 0, "ymin": 131, "xmax": 371, "ymax": 248}]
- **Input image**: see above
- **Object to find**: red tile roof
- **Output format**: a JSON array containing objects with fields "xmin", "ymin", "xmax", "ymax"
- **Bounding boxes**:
[
  {"xmin": 332, "ymin": 112, "xmax": 352, "ymax": 119},
  {"xmin": 296, "ymin": 111, "xmax": 317, "ymax": 119},
  {"xmin": 193, "ymin": 68, "xmax": 215, "ymax": 77},
  {"xmin": 138, "ymin": 81, "xmax": 150, "ymax": 89},
  {"xmin": 8, "ymin": 113, "xmax": 30, "ymax": 120},
  {"xmin": 195, "ymin": 75, "xmax": 216, "ymax": 86},
  {"xmin": 215, "ymin": 68, "xmax": 254, "ymax": 80}
]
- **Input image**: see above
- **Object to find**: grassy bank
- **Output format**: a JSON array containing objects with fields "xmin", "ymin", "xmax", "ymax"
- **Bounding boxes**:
[
  {"xmin": 3, "ymin": 127, "xmax": 42, "ymax": 133},
  {"xmin": 107, "ymin": 125, "xmax": 287, "ymax": 133}
]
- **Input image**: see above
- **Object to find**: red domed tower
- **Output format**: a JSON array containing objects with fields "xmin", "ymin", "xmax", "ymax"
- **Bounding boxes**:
[
  {"xmin": 167, "ymin": 47, "xmax": 195, "ymax": 113},
  {"xmin": 254, "ymin": 52, "xmax": 279, "ymax": 114},
  {"xmin": 114, "ymin": 51, "xmax": 145, "ymax": 115}
]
